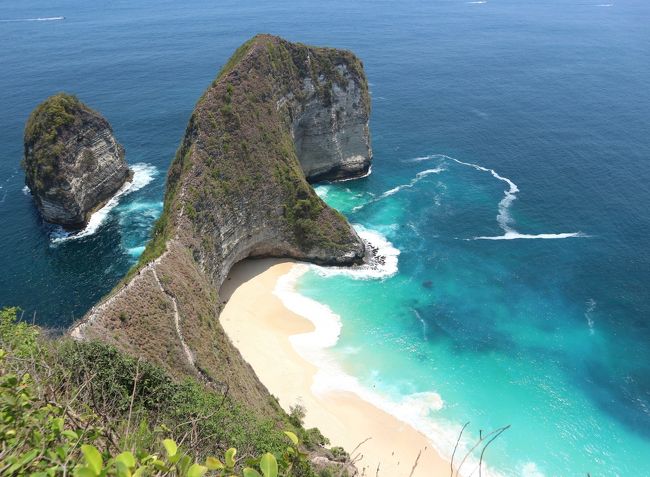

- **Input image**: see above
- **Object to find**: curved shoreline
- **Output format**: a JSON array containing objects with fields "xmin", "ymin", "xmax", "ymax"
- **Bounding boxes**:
[{"xmin": 220, "ymin": 258, "xmax": 452, "ymax": 477}]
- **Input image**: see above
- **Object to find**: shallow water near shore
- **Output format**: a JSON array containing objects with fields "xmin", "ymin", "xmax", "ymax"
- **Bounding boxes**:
[{"xmin": 1, "ymin": 0, "xmax": 650, "ymax": 474}]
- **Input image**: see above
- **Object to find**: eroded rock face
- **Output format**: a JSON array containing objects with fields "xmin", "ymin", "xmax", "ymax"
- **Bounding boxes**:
[
  {"xmin": 23, "ymin": 93, "xmax": 131, "ymax": 228},
  {"xmin": 290, "ymin": 64, "xmax": 372, "ymax": 181}
]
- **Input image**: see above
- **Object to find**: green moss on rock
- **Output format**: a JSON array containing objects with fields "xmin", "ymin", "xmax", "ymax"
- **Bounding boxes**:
[{"xmin": 22, "ymin": 93, "xmax": 130, "ymax": 227}]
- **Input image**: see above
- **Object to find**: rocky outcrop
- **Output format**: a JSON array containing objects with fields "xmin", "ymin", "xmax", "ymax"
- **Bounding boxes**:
[
  {"xmin": 23, "ymin": 93, "xmax": 131, "ymax": 228},
  {"xmin": 70, "ymin": 35, "xmax": 372, "ymax": 413},
  {"xmin": 287, "ymin": 52, "xmax": 372, "ymax": 181}
]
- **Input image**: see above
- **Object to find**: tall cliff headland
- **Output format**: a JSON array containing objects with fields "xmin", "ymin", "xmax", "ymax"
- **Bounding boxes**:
[
  {"xmin": 70, "ymin": 34, "xmax": 372, "ymax": 415},
  {"xmin": 23, "ymin": 93, "xmax": 131, "ymax": 227}
]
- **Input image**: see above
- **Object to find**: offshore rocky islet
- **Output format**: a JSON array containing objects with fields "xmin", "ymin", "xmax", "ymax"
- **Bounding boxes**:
[{"xmin": 22, "ymin": 93, "xmax": 132, "ymax": 228}]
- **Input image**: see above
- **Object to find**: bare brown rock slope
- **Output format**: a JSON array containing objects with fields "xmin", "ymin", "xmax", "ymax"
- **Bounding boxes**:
[
  {"xmin": 70, "ymin": 34, "xmax": 372, "ymax": 415},
  {"xmin": 23, "ymin": 93, "xmax": 131, "ymax": 227}
]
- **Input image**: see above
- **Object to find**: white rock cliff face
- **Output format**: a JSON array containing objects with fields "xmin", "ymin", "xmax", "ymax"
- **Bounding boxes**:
[
  {"xmin": 23, "ymin": 94, "xmax": 131, "ymax": 228},
  {"xmin": 290, "ymin": 65, "xmax": 372, "ymax": 182}
]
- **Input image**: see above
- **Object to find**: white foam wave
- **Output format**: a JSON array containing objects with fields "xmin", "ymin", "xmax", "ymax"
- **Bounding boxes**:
[
  {"xmin": 352, "ymin": 166, "xmax": 444, "ymax": 211},
  {"xmin": 275, "ymin": 265, "xmax": 505, "ymax": 477},
  {"xmin": 467, "ymin": 1, "xmax": 487, "ymax": 3},
  {"xmin": 447, "ymin": 157, "xmax": 519, "ymax": 233},
  {"xmin": 0, "ymin": 16, "xmax": 65, "ymax": 22},
  {"xmin": 22, "ymin": 185, "xmax": 31, "ymax": 196},
  {"xmin": 311, "ymin": 225, "xmax": 400, "ymax": 279},
  {"xmin": 50, "ymin": 163, "xmax": 157, "ymax": 243},
  {"xmin": 126, "ymin": 245, "xmax": 146, "ymax": 258},
  {"xmin": 472, "ymin": 231, "xmax": 587, "ymax": 240},
  {"xmin": 384, "ymin": 167, "xmax": 445, "ymax": 198},
  {"xmin": 409, "ymin": 153, "xmax": 588, "ymax": 241},
  {"xmin": 314, "ymin": 185, "xmax": 329, "ymax": 199},
  {"xmin": 331, "ymin": 164, "xmax": 373, "ymax": 183}
]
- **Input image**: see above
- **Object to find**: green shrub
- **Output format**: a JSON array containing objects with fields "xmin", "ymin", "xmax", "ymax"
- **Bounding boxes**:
[{"xmin": 0, "ymin": 308, "xmax": 348, "ymax": 477}]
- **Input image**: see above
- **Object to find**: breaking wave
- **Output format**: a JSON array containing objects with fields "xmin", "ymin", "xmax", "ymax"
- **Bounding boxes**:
[
  {"xmin": 311, "ymin": 224, "xmax": 400, "ymax": 279},
  {"xmin": 447, "ymin": 156, "xmax": 519, "ymax": 234},
  {"xmin": 50, "ymin": 163, "xmax": 157, "ymax": 243},
  {"xmin": 275, "ymin": 264, "xmax": 505, "ymax": 477}
]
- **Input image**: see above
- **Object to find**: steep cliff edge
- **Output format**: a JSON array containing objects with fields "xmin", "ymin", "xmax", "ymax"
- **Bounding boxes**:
[
  {"xmin": 23, "ymin": 93, "xmax": 132, "ymax": 227},
  {"xmin": 70, "ymin": 35, "xmax": 372, "ymax": 415}
]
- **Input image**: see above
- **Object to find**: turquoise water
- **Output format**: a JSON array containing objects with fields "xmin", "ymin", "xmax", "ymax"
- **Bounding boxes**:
[{"xmin": 1, "ymin": 0, "xmax": 649, "ymax": 474}]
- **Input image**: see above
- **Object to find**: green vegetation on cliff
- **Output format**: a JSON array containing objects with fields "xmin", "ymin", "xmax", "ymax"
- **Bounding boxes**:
[
  {"xmin": 22, "ymin": 93, "xmax": 84, "ymax": 190},
  {"xmin": 0, "ymin": 308, "xmax": 351, "ymax": 476},
  {"xmin": 22, "ymin": 92, "xmax": 130, "ymax": 227},
  {"xmin": 59, "ymin": 35, "xmax": 370, "ymax": 477},
  {"xmin": 133, "ymin": 34, "xmax": 367, "ymax": 275}
]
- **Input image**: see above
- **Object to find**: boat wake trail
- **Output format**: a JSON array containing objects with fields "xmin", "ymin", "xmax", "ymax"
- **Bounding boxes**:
[
  {"xmin": 0, "ymin": 16, "xmax": 65, "ymax": 22},
  {"xmin": 472, "ymin": 231, "xmax": 587, "ymax": 240},
  {"xmin": 412, "ymin": 154, "xmax": 587, "ymax": 241}
]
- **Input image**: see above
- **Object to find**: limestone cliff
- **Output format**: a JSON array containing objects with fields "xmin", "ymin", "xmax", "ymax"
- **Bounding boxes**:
[
  {"xmin": 70, "ymin": 35, "xmax": 372, "ymax": 414},
  {"xmin": 23, "ymin": 93, "xmax": 131, "ymax": 227}
]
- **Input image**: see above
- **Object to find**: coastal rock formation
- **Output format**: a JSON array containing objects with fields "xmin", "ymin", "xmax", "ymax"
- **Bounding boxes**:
[
  {"xmin": 288, "ymin": 49, "xmax": 372, "ymax": 181},
  {"xmin": 23, "ymin": 93, "xmax": 131, "ymax": 227},
  {"xmin": 70, "ymin": 35, "xmax": 372, "ymax": 413}
]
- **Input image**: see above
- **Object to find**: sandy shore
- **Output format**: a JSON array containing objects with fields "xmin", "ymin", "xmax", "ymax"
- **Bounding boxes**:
[{"xmin": 220, "ymin": 258, "xmax": 452, "ymax": 477}]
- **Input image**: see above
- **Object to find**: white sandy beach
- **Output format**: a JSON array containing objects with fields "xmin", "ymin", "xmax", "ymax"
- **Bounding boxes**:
[{"xmin": 220, "ymin": 258, "xmax": 452, "ymax": 477}]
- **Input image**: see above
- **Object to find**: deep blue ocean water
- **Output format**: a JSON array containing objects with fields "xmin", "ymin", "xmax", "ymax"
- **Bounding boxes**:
[{"xmin": 1, "ymin": 0, "xmax": 649, "ymax": 474}]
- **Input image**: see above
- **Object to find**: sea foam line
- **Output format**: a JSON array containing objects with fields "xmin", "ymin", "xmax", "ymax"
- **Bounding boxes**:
[
  {"xmin": 447, "ymin": 156, "xmax": 519, "ymax": 234},
  {"xmin": 352, "ymin": 167, "xmax": 444, "ymax": 212},
  {"xmin": 50, "ymin": 163, "xmax": 157, "ymax": 243},
  {"xmin": 410, "ymin": 154, "xmax": 586, "ymax": 241},
  {"xmin": 274, "ymin": 251, "xmax": 505, "ymax": 477}
]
